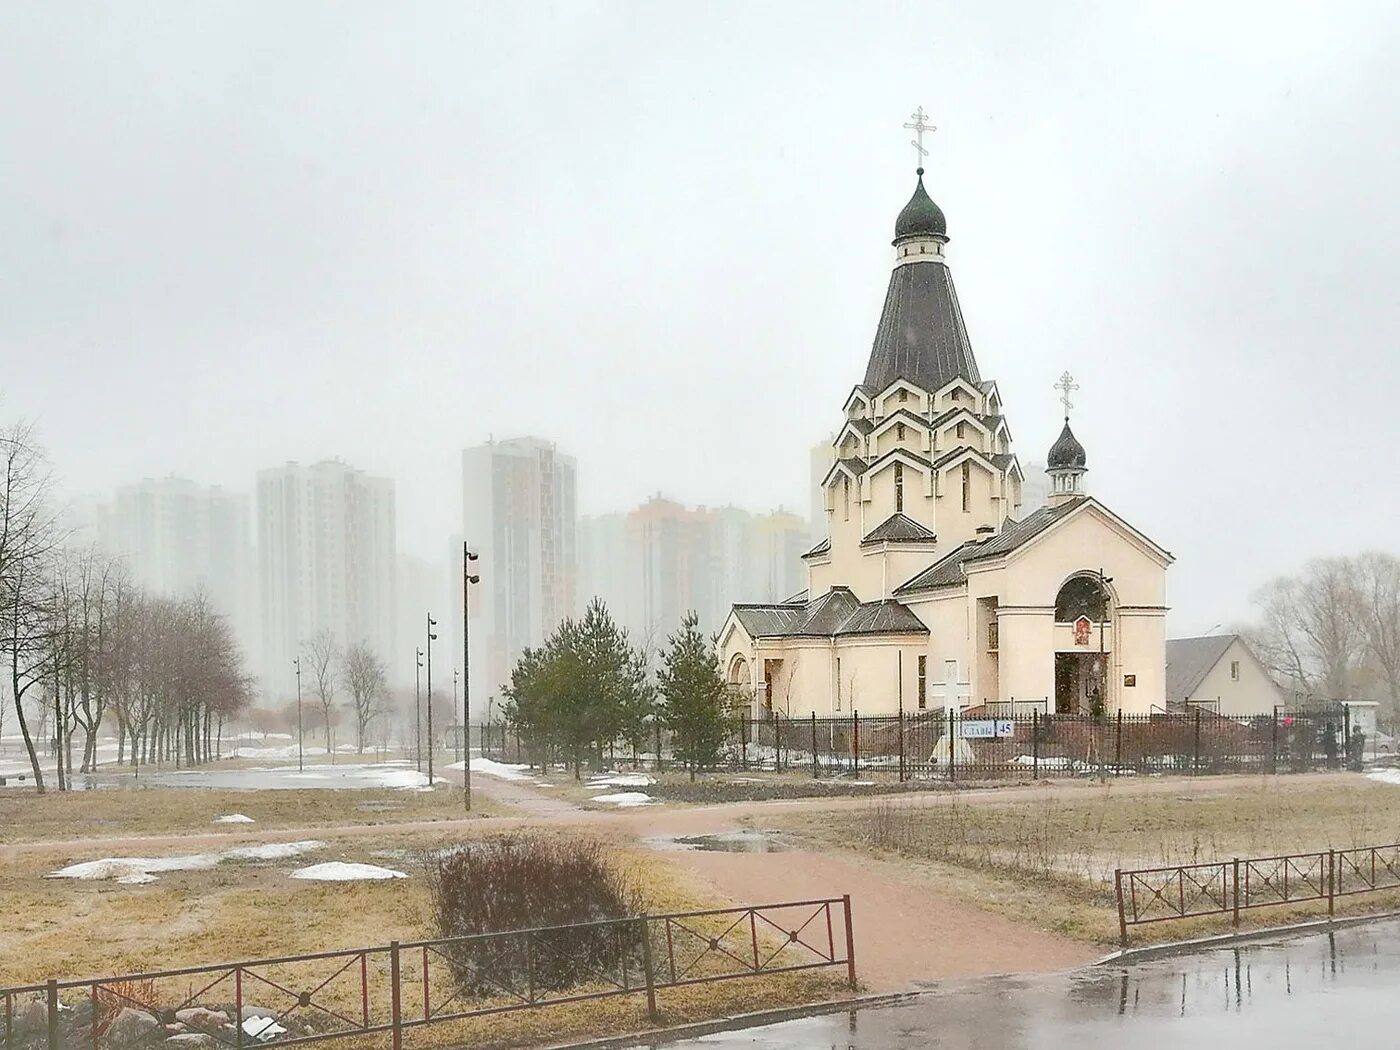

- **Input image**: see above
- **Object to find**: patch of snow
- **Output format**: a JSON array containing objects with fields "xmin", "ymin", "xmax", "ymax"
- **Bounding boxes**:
[
  {"xmin": 241, "ymin": 1017, "xmax": 286, "ymax": 1041},
  {"xmin": 591, "ymin": 791, "xmax": 654, "ymax": 808},
  {"xmin": 459, "ymin": 758, "xmax": 535, "ymax": 782},
  {"xmin": 291, "ymin": 862, "xmax": 407, "ymax": 881},
  {"xmin": 48, "ymin": 841, "xmax": 324, "ymax": 883},
  {"xmin": 587, "ymin": 772, "xmax": 654, "ymax": 788},
  {"xmin": 214, "ymin": 814, "xmax": 256, "ymax": 823},
  {"xmin": 228, "ymin": 745, "xmax": 330, "ymax": 760},
  {"xmin": 1368, "ymin": 769, "xmax": 1400, "ymax": 786}
]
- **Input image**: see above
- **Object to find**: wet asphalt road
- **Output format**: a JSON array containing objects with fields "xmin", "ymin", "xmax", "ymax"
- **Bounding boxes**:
[{"xmin": 641, "ymin": 918, "xmax": 1400, "ymax": 1048}]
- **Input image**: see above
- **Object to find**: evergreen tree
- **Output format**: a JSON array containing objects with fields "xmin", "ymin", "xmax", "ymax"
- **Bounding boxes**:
[{"xmin": 657, "ymin": 611, "xmax": 729, "ymax": 780}]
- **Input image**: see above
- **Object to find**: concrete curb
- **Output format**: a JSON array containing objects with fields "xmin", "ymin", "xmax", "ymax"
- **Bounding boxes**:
[
  {"xmin": 1098, "ymin": 908, "xmax": 1400, "ymax": 964},
  {"xmin": 544, "ymin": 991, "xmax": 917, "ymax": 1049}
]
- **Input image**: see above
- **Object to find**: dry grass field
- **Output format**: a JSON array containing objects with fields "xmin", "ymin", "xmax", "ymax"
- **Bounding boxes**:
[{"xmin": 775, "ymin": 775, "xmax": 1400, "ymax": 944}]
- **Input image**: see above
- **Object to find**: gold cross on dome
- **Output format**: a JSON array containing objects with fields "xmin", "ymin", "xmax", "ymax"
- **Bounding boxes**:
[
  {"xmin": 903, "ymin": 106, "xmax": 935, "ymax": 168},
  {"xmin": 1055, "ymin": 371, "xmax": 1079, "ymax": 420}
]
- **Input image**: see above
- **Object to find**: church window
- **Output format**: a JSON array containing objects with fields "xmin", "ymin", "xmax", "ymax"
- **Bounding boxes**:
[
  {"xmin": 1231, "ymin": 660, "xmax": 1240, "ymax": 681},
  {"xmin": 894, "ymin": 463, "xmax": 904, "ymax": 512},
  {"xmin": 961, "ymin": 462, "xmax": 971, "ymax": 512},
  {"xmin": 843, "ymin": 477, "xmax": 850, "ymax": 521},
  {"xmin": 899, "ymin": 389, "xmax": 908, "ymax": 403},
  {"xmin": 917, "ymin": 655, "xmax": 927, "ymax": 709},
  {"xmin": 897, "ymin": 423, "xmax": 905, "ymax": 441},
  {"xmin": 956, "ymin": 421, "xmax": 965, "ymax": 440},
  {"xmin": 1055, "ymin": 576, "xmax": 1109, "ymax": 621}
]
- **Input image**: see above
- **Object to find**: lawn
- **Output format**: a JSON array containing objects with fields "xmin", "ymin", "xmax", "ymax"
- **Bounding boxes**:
[
  {"xmin": 0, "ymin": 822, "xmax": 843, "ymax": 1048},
  {"xmin": 774, "ymin": 774, "xmax": 1400, "ymax": 945}
]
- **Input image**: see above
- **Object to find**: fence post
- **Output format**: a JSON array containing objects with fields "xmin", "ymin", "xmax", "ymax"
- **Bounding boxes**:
[
  {"xmin": 1032, "ymin": 709, "xmax": 1039, "ymax": 780},
  {"xmin": 1328, "ymin": 849, "xmax": 1336, "ymax": 917},
  {"xmin": 1114, "ymin": 870, "xmax": 1128, "ymax": 949},
  {"xmin": 740, "ymin": 717, "xmax": 748, "ymax": 772},
  {"xmin": 390, "ymin": 941, "xmax": 402, "ymax": 1050},
  {"xmin": 810, "ymin": 712, "xmax": 818, "ymax": 778},
  {"xmin": 234, "ymin": 967, "xmax": 244, "ymax": 1050},
  {"xmin": 898, "ymin": 707, "xmax": 906, "ymax": 783},
  {"xmin": 1193, "ymin": 708, "xmax": 1202, "ymax": 775},
  {"xmin": 1271, "ymin": 707, "xmax": 1278, "ymax": 775},
  {"xmin": 948, "ymin": 707, "xmax": 956, "ymax": 783},
  {"xmin": 1232, "ymin": 858, "xmax": 1241, "ymax": 926},
  {"xmin": 775, "ymin": 716, "xmax": 783, "ymax": 773},
  {"xmin": 1115, "ymin": 709, "xmax": 1123, "ymax": 776},
  {"xmin": 842, "ymin": 895, "xmax": 857, "ymax": 990},
  {"xmin": 638, "ymin": 918, "xmax": 658, "ymax": 1022},
  {"xmin": 852, "ymin": 710, "xmax": 859, "ymax": 775},
  {"xmin": 44, "ymin": 981, "xmax": 57, "ymax": 1050}
]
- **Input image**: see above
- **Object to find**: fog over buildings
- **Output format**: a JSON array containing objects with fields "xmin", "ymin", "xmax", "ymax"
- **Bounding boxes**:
[{"xmin": 5, "ymin": 2, "xmax": 1400, "ymax": 698}]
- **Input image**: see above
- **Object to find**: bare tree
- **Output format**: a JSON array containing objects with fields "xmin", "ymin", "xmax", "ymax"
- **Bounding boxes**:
[
  {"xmin": 1353, "ymin": 551, "xmax": 1400, "ymax": 718},
  {"xmin": 342, "ymin": 639, "xmax": 386, "ymax": 753},
  {"xmin": 0, "ymin": 423, "xmax": 61, "ymax": 791},
  {"xmin": 304, "ymin": 629, "xmax": 340, "ymax": 756},
  {"xmin": 1250, "ymin": 558, "xmax": 1365, "ymax": 702}
]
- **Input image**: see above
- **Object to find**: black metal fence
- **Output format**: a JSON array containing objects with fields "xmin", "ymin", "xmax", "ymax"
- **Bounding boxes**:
[
  {"xmin": 1115, "ymin": 843, "xmax": 1400, "ymax": 946},
  {"xmin": 480, "ymin": 708, "xmax": 1366, "ymax": 781},
  {"xmin": 0, "ymin": 898, "xmax": 855, "ymax": 1050}
]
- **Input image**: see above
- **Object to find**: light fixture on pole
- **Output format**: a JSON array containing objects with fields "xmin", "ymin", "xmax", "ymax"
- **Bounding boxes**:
[
  {"xmin": 414, "ymin": 647, "xmax": 424, "ymax": 773},
  {"xmin": 462, "ymin": 544, "xmax": 480, "ymax": 813},
  {"xmin": 294, "ymin": 656, "xmax": 304, "ymax": 773},
  {"xmin": 426, "ymin": 614, "xmax": 439, "ymax": 786}
]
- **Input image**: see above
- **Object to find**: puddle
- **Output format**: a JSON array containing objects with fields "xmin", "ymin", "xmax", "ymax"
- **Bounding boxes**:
[{"xmin": 644, "ymin": 830, "xmax": 793, "ymax": 853}]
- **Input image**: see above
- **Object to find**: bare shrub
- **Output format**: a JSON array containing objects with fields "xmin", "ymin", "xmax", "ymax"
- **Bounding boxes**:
[
  {"xmin": 93, "ymin": 978, "xmax": 159, "ymax": 1035},
  {"xmin": 422, "ymin": 834, "xmax": 644, "ymax": 995}
]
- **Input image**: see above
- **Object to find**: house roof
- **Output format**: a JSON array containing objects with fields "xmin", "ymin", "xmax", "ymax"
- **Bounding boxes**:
[
  {"xmin": 863, "ymin": 246, "xmax": 980, "ymax": 396},
  {"xmin": 801, "ymin": 537, "xmax": 831, "ymax": 559},
  {"xmin": 732, "ymin": 587, "xmax": 929, "ymax": 640},
  {"xmin": 895, "ymin": 497, "xmax": 1089, "ymax": 594},
  {"xmin": 1165, "ymin": 635, "xmax": 1237, "ymax": 700},
  {"xmin": 862, "ymin": 512, "xmax": 937, "ymax": 546}
]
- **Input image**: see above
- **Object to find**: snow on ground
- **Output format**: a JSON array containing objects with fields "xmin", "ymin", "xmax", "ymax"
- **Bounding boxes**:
[
  {"xmin": 590, "ymin": 791, "xmax": 654, "ymax": 807},
  {"xmin": 47, "ymin": 841, "xmax": 325, "ymax": 883},
  {"xmin": 291, "ymin": 862, "xmax": 407, "ymax": 881},
  {"xmin": 242, "ymin": 1018, "xmax": 287, "ymax": 1041},
  {"xmin": 214, "ymin": 813, "xmax": 256, "ymax": 823},
  {"xmin": 1368, "ymin": 769, "xmax": 1400, "ymax": 786},
  {"xmin": 229, "ymin": 745, "xmax": 330, "ymax": 760},
  {"xmin": 457, "ymin": 757, "xmax": 536, "ymax": 782},
  {"xmin": 142, "ymin": 763, "xmax": 441, "ymax": 791},
  {"xmin": 587, "ymin": 772, "xmax": 654, "ymax": 789}
]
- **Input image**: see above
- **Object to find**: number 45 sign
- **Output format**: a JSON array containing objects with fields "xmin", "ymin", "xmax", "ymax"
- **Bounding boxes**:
[{"xmin": 959, "ymin": 720, "xmax": 1014, "ymax": 739}]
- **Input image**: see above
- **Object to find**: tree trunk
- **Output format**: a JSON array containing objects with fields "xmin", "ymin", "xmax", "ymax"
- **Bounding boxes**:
[{"xmin": 11, "ymin": 663, "xmax": 45, "ymax": 793}]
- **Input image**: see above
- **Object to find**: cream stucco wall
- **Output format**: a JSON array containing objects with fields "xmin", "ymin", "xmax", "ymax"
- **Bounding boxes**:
[{"xmin": 1182, "ymin": 637, "xmax": 1285, "ymax": 715}]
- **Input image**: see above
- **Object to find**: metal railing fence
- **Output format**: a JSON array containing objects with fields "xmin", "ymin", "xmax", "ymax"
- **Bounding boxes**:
[{"xmin": 1, "ymin": 898, "xmax": 854, "ymax": 1050}]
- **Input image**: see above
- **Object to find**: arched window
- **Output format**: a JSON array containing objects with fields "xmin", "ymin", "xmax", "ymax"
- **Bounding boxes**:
[
  {"xmin": 896, "ymin": 422, "xmax": 906, "ymax": 441},
  {"xmin": 961, "ymin": 461, "xmax": 971, "ymax": 512},
  {"xmin": 843, "ymin": 476, "xmax": 851, "ymax": 521},
  {"xmin": 899, "ymin": 388, "xmax": 908, "ymax": 403},
  {"xmin": 894, "ymin": 462, "xmax": 904, "ymax": 512},
  {"xmin": 1055, "ymin": 576, "xmax": 1109, "ymax": 621},
  {"xmin": 956, "ymin": 421, "xmax": 965, "ymax": 440}
]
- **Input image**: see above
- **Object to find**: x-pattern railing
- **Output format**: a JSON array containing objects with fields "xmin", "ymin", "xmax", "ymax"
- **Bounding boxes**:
[
  {"xmin": 1116, "ymin": 842, "xmax": 1400, "ymax": 947},
  {"xmin": 1, "ymin": 898, "xmax": 855, "ymax": 1050}
]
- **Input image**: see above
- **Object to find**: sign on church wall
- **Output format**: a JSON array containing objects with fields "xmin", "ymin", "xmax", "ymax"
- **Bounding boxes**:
[{"xmin": 1073, "ymin": 615, "xmax": 1092, "ymax": 646}]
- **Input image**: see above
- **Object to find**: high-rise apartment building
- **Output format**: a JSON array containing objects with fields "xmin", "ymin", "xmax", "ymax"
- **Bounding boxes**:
[
  {"xmin": 257, "ymin": 460, "xmax": 396, "ymax": 698},
  {"xmin": 461, "ymin": 437, "xmax": 577, "ymax": 703},
  {"xmin": 95, "ymin": 476, "xmax": 257, "ymax": 662}
]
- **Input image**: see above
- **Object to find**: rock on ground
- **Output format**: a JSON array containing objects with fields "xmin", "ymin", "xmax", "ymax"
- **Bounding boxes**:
[
  {"xmin": 173, "ymin": 1008, "xmax": 229, "ymax": 1028},
  {"xmin": 108, "ymin": 1007, "xmax": 160, "ymax": 1047}
]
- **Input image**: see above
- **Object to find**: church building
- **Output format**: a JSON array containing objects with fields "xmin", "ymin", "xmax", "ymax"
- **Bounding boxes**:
[{"xmin": 718, "ymin": 153, "xmax": 1174, "ymax": 718}]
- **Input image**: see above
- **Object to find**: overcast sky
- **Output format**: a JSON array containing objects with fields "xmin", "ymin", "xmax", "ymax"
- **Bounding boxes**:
[{"xmin": 3, "ymin": 1, "xmax": 1398, "ymax": 633}]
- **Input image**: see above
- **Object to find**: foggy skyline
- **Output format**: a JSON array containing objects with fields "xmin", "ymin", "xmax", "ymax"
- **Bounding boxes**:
[{"xmin": 5, "ymin": 1, "xmax": 1399, "ymax": 636}]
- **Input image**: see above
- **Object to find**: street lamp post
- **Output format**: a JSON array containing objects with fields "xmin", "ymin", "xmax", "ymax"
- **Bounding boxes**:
[
  {"xmin": 294, "ymin": 657, "xmax": 304, "ymax": 773},
  {"xmin": 462, "ymin": 544, "xmax": 480, "ymax": 812},
  {"xmin": 452, "ymin": 669, "xmax": 460, "ymax": 764},
  {"xmin": 426, "ymin": 614, "xmax": 438, "ymax": 786},
  {"xmin": 414, "ymin": 648, "xmax": 424, "ymax": 773}
]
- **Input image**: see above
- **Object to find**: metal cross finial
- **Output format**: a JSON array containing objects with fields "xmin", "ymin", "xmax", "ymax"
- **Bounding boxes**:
[
  {"xmin": 903, "ymin": 106, "xmax": 935, "ymax": 169},
  {"xmin": 1055, "ymin": 371, "xmax": 1079, "ymax": 420}
]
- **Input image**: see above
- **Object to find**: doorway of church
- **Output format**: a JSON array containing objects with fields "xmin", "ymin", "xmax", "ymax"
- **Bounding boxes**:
[{"xmin": 1054, "ymin": 652, "xmax": 1107, "ymax": 715}]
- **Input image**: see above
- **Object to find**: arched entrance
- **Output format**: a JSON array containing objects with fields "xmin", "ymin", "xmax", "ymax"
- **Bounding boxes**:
[
  {"xmin": 727, "ymin": 654, "xmax": 754, "ymax": 711},
  {"xmin": 1053, "ymin": 573, "xmax": 1112, "ymax": 715}
]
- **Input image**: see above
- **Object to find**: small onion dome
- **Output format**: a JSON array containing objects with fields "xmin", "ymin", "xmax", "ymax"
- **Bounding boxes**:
[
  {"xmin": 1048, "ymin": 420, "xmax": 1087, "ymax": 469},
  {"xmin": 893, "ymin": 168, "xmax": 947, "ymax": 244}
]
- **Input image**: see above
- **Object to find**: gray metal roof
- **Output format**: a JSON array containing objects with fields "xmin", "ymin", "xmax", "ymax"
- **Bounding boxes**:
[
  {"xmin": 1165, "ymin": 635, "xmax": 1237, "ymax": 700},
  {"xmin": 801, "ymin": 537, "xmax": 831, "ymax": 559},
  {"xmin": 862, "ymin": 513, "xmax": 937, "ymax": 545},
  {"xmin": 731, "ymin": 587, "xmax": 929, "ymax": 639},
  {"xmin": 895, "ymin": 497, "xmax": 1088, "ymax": 594},
  {"xmin": 863, "ymin": 257, "xmax": 980, "ymax": 397}
]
